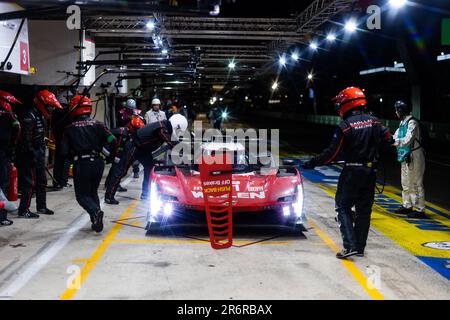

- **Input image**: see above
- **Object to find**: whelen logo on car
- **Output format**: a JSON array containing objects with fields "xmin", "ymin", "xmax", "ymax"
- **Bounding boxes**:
[{"xmin": 422, "ymin": 242, "xmax": 450, "ymax": 250}]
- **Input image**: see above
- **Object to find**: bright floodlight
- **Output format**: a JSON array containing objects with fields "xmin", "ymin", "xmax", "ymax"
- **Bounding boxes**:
[
  {"xmin": 271, "ymin": 82, "xmax": 278, "ymax": 90},
  {"xmin": 291, "ymin": 52, "xmax": 299, "ymax": 61},
  {"xmin": 389, "ymin": 0, "xmax": 407, "ymax": 9},
  {"xmin": 221, "ymin": 111, "xmax": 228, "ymax": 120},
  {"xmin": 228, "ymin": 61, "xmax": 236, "ymax": 69},
  {"xmin": 326, "ymin": 33, "xmax": 336, "ymax": 41},
  {"xmin": 146, "ymin": 20, "xmax": 155, "ymax": 30},
  {"xmin": 307, "ymin": 73, "xmax": 314, "ymax": 80},
  {"xmin": 309, "ymin": 42, "xmax": 318, "ymax": 50},
  {"xmin": 344, "ymin": 19, "xmax": 357, "ymax": 33},
  {"xmin": 279, "ymin": 56, "xmax": 287, "ymax": 66}
]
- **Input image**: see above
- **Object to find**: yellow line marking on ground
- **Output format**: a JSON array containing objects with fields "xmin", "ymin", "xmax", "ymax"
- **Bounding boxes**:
[
  {"xmin": 71, "ymin": 259, "xmax": 89, "ymax": 263},
  {"xmin": 60, "ymin": 201, "xmax": 139, "ymax": 300},
  {"xmin": 112, "ymin": 239, "xmax": 290, "ymax": 245},
  {"xmin": 308, "ymin": 219, "xmax": 385, "ymax": 300},
  {"xmin": 318, "ymin": 184, "xmax": 450, "ymax": 259}
]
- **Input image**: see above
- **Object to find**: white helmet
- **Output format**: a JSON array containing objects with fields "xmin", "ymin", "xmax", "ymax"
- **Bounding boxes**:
[
  {"xmin": 151, "ymin": 98, "xmax": 161, "ymax": 105},
  {"xmin": 126, "ymin": 98, "xmax": 136, "ymax": 109},
  {"xmin": 169, "ymin": 114, "xmax": 188, "ymax": 140}
]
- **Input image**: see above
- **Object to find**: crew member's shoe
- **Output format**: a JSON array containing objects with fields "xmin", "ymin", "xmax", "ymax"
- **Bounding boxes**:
[
  {"xmin": 37, "ymin": 208, "xmax": 54, "ymax": 215},
  {"xmin": 393, "ymin": 206, "xmax": 413, "ymax": 215},
  {"xmin": 117, "ymin": 185, "xmax": 127, "ymax": 193},
  {"xmin": 336, "ymin": 248, "xmax": 358, "ymax": 259},
  {"xmin": 407, "ymin": 210, "xmax": 427, "ymax": 219},
  {"xmin": 92, "ymin": 210, "xmax": 104, "ymax": 233},
  {"xmin": 356, "ymin": 250, "xmax": 365, "ymax": 257},
  {"xmin": 105, "ymin": 197, "xmax": 119, "ymax": 205},
  {"xmin": 0, "ymin": 212, "xmax": 13, "ymax": 226},
  {"xmin": 133, "ymin": 173, "xmax": 139, "ymax": 179},
  {"xmin": 140, "ymin": 194, "xmax": 148, "ymax": 200},
  {"xmin": 0, "ymin": 219, "xmax": 13, "ymax": 226},
  {"xmin": 18, "ymin": 210, "xmax": 40, "ymax": 219}
]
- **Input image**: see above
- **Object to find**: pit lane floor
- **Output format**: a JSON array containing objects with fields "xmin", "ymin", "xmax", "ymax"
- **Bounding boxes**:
[{"xmin": 0, "ymin": 122, "xmax": 449, "ymax": 299}]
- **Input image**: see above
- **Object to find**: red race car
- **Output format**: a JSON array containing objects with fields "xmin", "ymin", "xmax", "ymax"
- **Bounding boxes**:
[{"xmin": 145, "ymin": 141, "xmax": 305, "ymax": 233}]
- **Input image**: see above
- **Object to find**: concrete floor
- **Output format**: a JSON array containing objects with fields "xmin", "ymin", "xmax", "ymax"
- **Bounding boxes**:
[{"xmin": 0, "ymin": 167, "xmax": 448, "ymax": 300}]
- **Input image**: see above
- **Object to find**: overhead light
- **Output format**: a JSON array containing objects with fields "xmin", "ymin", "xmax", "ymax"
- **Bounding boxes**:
[
  {"xmin": 209, "ymin": 4, "xmax": 220, "ymax": 16},
  {"xmin": 221, "ymin": 111, "xmax": 228, "ymax": 120},
  {"xmin": 344, "ymin": 19, "xmax": 358, "ymax": 33},
  {"xmin": 291, "ymin": 52, "xmax": 299, "ymax": 61},
  {"xmin": 279, "ymin": 55, "xmax": 287, "ymax": 66},
  {"xmin": 307, "ymin": 73, "xmax": 314, "ymax": 80},
  {"xmin": 161, "ymin": 48, "xmax": 168, "ymax": 55},
  {"xmin": 271, "ymin": 82, "xmax": 279, "ymax": 90},
  {"xmin": 228, "ymin": 61, "xmax": 236, "ymax": 70},
  {"xmin": 146, "ymin": 20, "xmax": 155, "ymax": 30},
  {"xmin": 326, "ymin": 33, "xmax": 336, "ymax": 41},
  {"xmin": 309, "ymin": 42, "xmax": 318, "ymax": 50},
  {"xmin": 389, "ymin": 0, "xmax": 407, "ymax": 9}
]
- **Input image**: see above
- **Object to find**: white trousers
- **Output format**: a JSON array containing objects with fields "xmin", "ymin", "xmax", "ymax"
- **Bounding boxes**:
[{"xmin": 401, "ymin": 149, "xmax": 426, "ymax": 211}]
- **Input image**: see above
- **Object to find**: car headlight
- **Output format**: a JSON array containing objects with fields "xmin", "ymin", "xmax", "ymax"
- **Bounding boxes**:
[
  {"xmin": 293, "ymin": 185, "xmax": 304, "ymax": 217},
  {"xmin": 149, "ymin": 182, "xmax": 162, "ymax": 217}
]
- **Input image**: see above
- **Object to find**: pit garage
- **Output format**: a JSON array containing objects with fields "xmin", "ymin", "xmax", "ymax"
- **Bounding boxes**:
[{"xmin": 0, "ymin": 0, "xmax": 449, "ymax": 305}]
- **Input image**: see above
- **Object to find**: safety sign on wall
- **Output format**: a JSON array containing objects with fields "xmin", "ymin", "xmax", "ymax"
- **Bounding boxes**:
[{"xmin": 0, "ymin": 3, "xmax": 30, "ymax": 75}]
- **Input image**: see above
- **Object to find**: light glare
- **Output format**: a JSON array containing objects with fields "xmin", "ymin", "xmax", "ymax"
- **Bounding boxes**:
[
  {"xmin": 326, "ymin": 33, "xmax": 336, "ymax": 41},
  {"xmin": 344, "ymin": 19, "xmax": 357, "ymax": 33},
  {"xmin": 146, "ymin": 21, "xmax": 155, "ymax": 30},
  {"xmin": 389, "ymin": 0, "xmax": 407, "ymax": 9}
]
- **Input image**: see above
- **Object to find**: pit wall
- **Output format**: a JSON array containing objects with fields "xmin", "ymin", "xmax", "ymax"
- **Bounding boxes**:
[{"xmin": 248, "ymin": 111, "xmax": 450, "ymax": 143}]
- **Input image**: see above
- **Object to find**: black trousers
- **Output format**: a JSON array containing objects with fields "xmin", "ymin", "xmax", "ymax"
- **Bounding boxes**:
[
  {"xmin": 105, "ymin": 141, "xmax": 136, "ymax": 199},
  {"xmin": 138, "ymin": 150, "xmax": 154, "ymax": 198},
  {"xmin": 17, "ymin": 147, "xmax": 47, "ymax": 212},
  {"xmin": 73, "ymin": 157, "xmax": 104, "ymax": 221},
  {"xmin": 105, "ymin": 142, "xmax": 153, "ymax": 199},
  {"xmin": 335, "ymin": 166, "xmax": 376, "ymax": 251},
  {"xmin": 0, "ymin": 150, "xmax": 10, "ymax": 221},
  {"xmin": 53, "ymin": 145, "xmax": 70, "ymax": 187}
]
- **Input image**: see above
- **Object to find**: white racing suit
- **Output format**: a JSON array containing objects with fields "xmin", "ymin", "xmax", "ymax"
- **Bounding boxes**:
[{"xmin": 394, "ymin": 115, "xmax": 426, "ymax": 212}]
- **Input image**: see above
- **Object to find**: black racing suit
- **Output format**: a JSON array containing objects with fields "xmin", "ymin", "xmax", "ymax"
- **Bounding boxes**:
[
  {"xmin": 50, "ymin": 106, "xmax": 71, "ymax": 188},
  {"xmin": 61, "ymin": 116, "xmax": 116, "ymax": 221},
  {"xmin": 108, "ymin": 120, "xmax": 175, "ymax": 199},
  {"xmin": 0, "ymin": 110, "xmax": 20, "ymax": 221},
  {"xmin": 105, "ymin": 127, "xmax": 132, "ymax": 199},
  {"xmin": 16, "ymin": 108, "xmax": 48, "ymax": 213},
  {"xmin": 308, "ymin": 110, "xmax": 393, "ymax": 252}
]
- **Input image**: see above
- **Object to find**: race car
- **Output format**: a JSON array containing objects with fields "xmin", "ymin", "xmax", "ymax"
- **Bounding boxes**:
[{"xmin": 145, "ymin": 140, "xmax": 305, "ymax": 233}]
